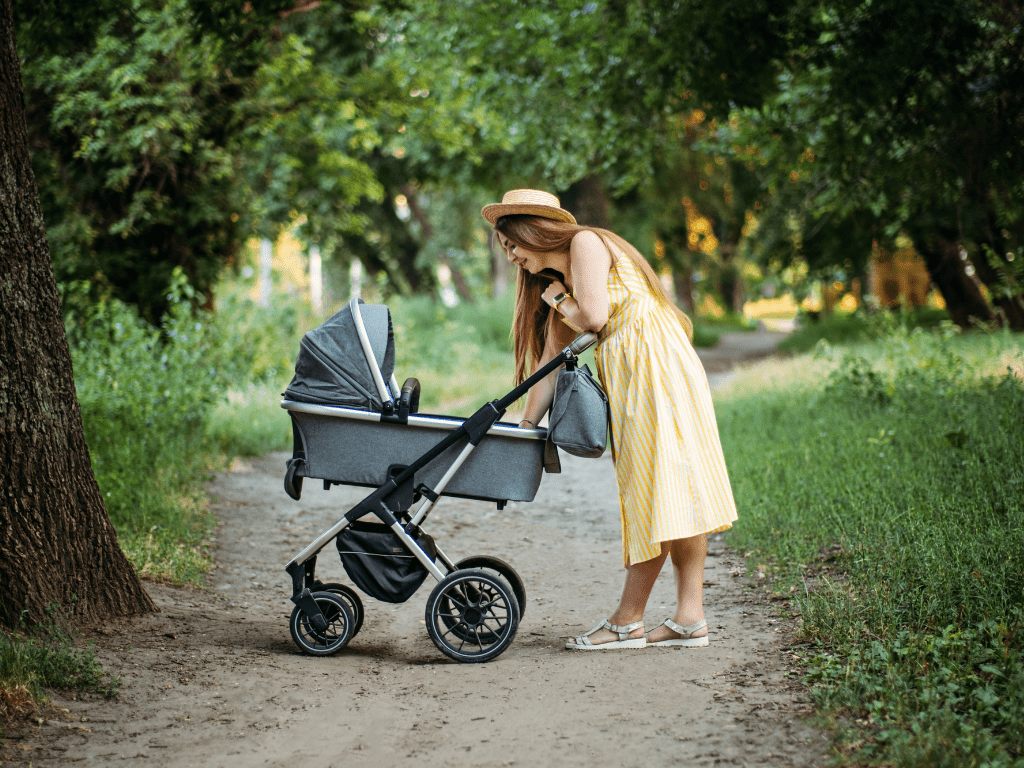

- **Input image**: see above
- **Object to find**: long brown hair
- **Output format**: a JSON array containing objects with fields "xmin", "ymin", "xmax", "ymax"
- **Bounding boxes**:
[{"xmin": 495, "ymin": 215, "xmax": 694, "ymax": 384}]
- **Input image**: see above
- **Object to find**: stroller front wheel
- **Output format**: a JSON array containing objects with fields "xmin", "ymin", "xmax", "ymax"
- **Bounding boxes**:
[
  {"xmin": 289, "ymin": 591, "xmax": 355, "ymax": 656},
  {"xmin": 425, "ymin": 570, "xmax": 519, "ymax": 663},
  {"xmin": 317, "ymin": 582, "xmax": 364, "ymax": 638}
]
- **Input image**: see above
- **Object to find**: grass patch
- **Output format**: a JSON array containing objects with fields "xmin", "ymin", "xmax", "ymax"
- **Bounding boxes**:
[
  {"xmin": 0, "ymin": 611, "xmax": 117, "ymax": 718},
  {"xmin": 62, "ymin": 274, "xmax": 224, "ymax": 585},
  {"xmin": 206, "ymin": 382, "xmax": 294, "ymax": 459},
  {"xmin": 716, "ymin": 326, "xmax": 1024, "ymax": 765}
]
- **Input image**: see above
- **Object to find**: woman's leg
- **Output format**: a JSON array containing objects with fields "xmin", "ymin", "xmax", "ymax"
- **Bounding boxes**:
[
  {"xmin": 577, "ymin": 548, "xmax": 668, "ymax": 645},
  {"xmin": 646, "ymin": 534, "xmax": 708, "ymax": 643}
]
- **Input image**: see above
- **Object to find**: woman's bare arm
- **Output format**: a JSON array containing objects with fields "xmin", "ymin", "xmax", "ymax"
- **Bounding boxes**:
[
  {"xmin": 518, "ymin": 313, "xmax": 576, "ymax": 428},
  {"xmin": 540, "ymin": 230, "xmax": 611, "ymax": 333}
]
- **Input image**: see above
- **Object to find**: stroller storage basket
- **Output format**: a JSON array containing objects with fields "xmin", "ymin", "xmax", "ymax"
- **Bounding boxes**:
[
  {"xmin": 337, "ymin": 520, "xmax": 436, "ymax": 603},
  {"xmin": 284, "ymin": 403, "xmax": 545, "ymax": 503},
  {"xmin": 280, "ymin": 296, "xmax": 600, "ymax": 662}
]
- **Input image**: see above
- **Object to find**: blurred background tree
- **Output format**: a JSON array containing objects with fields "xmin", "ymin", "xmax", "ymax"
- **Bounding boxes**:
[{"xmin": 14, "ymin": 0, "xmax": 1024, "ymax": 325}]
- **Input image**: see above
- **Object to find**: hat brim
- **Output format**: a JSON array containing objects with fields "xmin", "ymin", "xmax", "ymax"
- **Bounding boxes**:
[{"xmin": 481, "ymin": 203, "xmax": 577, "ymax": 226}]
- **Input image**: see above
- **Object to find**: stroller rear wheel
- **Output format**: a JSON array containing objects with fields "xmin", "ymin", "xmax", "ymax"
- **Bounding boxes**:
[
  {"xmin": 318, "ymin": 582, "xmax": 364, "ymax": 638},
  {"xmin": 289, "ymin": 591, "xmax": 355, "ymax": 656},
  {"xmin": 454, "ymin": 556, "xmax": 527, "ymax": 618},
  {"xmin": 425, "ymin": 570, "xmax": 519, "ymax": 663}
]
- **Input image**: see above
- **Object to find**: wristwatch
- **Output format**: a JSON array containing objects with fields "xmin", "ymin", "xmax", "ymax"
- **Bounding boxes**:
[{"xmin": 551, "ymin": 292, "xmax": 570, "ymax": 310}]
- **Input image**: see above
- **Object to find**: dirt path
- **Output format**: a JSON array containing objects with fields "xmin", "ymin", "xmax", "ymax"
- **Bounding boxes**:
[{"xmin": 6, "ymin": 331, "xmax": 830, "ymax": 767}]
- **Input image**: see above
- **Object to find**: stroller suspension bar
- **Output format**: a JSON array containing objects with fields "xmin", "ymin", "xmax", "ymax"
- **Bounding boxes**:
[{"xmin": 282, "ymin": 330, "xmax": 599, "ymax": 660}]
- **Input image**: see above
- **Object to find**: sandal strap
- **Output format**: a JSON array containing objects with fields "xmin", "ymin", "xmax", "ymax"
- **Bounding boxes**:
[
  {"xmin": 602, "ymin": 619, "xmax": 644, "ymax": 640},
  {"xmin": 576, "ymin": 618, "xmax": 644, "ymax": 645},
  {"xmin": 662, "ymin": 618, "xmax": 707, "ymax": 638}
]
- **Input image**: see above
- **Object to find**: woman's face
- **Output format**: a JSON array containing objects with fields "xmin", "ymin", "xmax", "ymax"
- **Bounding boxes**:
[{"xmin": 496, "ymin": 231, "xmax": 545, "ymax": 274}]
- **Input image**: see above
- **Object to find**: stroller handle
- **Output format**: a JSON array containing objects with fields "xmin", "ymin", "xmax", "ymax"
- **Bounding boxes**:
[{"xmin": 567, "ymin": 331, "xmax": 599, "ymax": 357}]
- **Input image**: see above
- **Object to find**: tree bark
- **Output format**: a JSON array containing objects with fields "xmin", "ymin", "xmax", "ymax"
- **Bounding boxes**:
[
  {"xmin": 909, "ymin": 228, "xmax": 994, "ymax": 329},
  {"xmin": 0, "ymin": 0, "xmax": 155, "ymax": 628},
  {"xmin": 559, "ymin": 175, "xmax": 610, "ymax": 229},
  {"xmin": 672, "ymin": 264, "xmax": 695, "ymax": 313}
]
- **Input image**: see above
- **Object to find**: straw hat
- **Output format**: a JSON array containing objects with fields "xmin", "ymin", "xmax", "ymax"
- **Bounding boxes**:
[{"xmin": 481, "ymin": 189, "xmax": 577, "ymax": 226}]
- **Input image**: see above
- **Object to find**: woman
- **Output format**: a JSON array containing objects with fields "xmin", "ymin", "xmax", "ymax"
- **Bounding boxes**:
[{"xmin": 482, "ymin": 189, "xmax": 738, "ymax": 650}]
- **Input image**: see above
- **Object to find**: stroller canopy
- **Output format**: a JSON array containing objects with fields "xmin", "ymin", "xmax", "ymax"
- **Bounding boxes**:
[{"xmin": 285, "ymin": 300, "xmax": 396, "ymax": 411}]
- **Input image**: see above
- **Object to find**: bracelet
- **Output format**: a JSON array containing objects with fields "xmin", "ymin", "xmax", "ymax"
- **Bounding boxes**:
[{"xmin": 521, "ymin": 418, "xmax": 535, "ymax": 426}]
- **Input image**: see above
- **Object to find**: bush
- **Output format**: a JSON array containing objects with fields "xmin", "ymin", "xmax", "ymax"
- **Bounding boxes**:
[
  {"xmin": 777, "ymin": 307, "xmax": 952, "ymax": 354},
  {"xmin": 61, "ymin": 270, "xmax": 228, "ymax": 583},
  {"xmin": 718, "ymin": 326, "xmax": 1024, "ymax": 765}
]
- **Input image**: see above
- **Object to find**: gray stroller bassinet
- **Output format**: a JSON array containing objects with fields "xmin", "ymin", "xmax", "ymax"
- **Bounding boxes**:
[{"xmin": 281, "ymin": 298, "xmax": 597, "ymax": 663}]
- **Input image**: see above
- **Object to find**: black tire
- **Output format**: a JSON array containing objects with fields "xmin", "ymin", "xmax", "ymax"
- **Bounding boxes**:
[
  {"xmin": 318, "ymin": 582, "xmax": 364, "ymax": 638},
  {"xmin": 425, "ymin": 570, "xmax": 519, "ymax": 663},
  {"xmin": 454, "ymin": 555, "xmax": 527, "ymax": 618},
  {"xmin": 289, "ymin": 591, "xmax": 355, "ymax": 656},
  {"xmin": 437, "ymin": 578, "xmax": 506, "ymax": 644}
]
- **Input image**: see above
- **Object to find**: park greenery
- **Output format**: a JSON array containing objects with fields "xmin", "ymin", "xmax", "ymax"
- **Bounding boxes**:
[
  {"xmin": 3, "ymin": 0, "xmax": 1023, "ymax": 762},
  {"xmin": 718, "ymin": 325, "xmax": 1024, "ymax": 765}
]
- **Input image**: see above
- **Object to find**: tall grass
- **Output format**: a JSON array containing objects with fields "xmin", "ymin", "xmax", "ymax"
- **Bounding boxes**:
[
  {"xmin": 62, "ymin": 273, "xmax": 228, "ymax": 584},
  {"xmin": 717, "ymin": 327, "xmax": 1024, "ymax": 766}
]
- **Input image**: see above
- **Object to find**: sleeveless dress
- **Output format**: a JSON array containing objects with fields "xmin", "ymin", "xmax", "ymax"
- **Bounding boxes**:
[{"xmin": 593, "ymin": 255, "xmax": 738, "ymax": 566}]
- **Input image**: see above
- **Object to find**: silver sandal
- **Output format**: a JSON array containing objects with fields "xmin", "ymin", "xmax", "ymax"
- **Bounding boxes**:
[
  {"xmin": 646, "ymin": 618, "xmax": 709, "ymax": 647},
  {"xmin": 565, "ymin": 619, "xmax": 646, "ymax": 650}
]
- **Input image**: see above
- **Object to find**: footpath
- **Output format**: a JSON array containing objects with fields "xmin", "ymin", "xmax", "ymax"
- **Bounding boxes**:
[{"xmin": 6, "ymin": 329, "xmax": 831, "ymax": 768}]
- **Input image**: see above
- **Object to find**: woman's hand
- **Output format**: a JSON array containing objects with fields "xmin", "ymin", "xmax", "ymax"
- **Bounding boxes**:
[{"xmin": 541, "ymin": 279, "xmax": 568, "ymax": 308}]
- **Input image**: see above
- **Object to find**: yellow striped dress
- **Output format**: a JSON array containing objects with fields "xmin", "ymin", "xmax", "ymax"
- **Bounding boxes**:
[{"xmin": 593, "ymin": 255, "xmax": 738, "ymax": 566}]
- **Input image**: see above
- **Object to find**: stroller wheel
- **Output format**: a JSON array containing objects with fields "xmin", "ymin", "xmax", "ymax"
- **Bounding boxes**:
[
  {"xmin": 317, "ymin": 583, "xmax": 364, "ymax": 638},
  {"xmin": 425, "ymin": 570, "xmax": 519, "ymax": 663},
  {"xmin": 454, "ymin": 555, "xmax": 527, "ymax": 619},
  {"xmin": 289, "ymin": 591, "xmax": 355, "ymax": 656}
]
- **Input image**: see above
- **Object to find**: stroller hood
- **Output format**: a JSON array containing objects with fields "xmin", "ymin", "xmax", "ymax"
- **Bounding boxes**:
[{"xmin": 285, "ymin": 300, "xmax": 396, "ymax": 411}]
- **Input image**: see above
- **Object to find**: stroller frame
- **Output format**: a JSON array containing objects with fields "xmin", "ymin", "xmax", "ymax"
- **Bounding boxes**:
[{"xmin": 281, "ymin": 299, "xmax": 597, "ymax": 663}]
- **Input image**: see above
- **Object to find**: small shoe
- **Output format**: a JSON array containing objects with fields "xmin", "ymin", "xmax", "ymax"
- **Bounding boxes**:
[
  {"xmin": 565, "ymin": 619, "xmax": 646, "ymax": 650},
  {"xmin": 646, "ymin": 618, "xmax": 709, "ymax": 647}
]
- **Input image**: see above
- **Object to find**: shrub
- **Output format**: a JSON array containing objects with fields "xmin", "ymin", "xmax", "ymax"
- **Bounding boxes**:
[{"xmin": 61, "ymin": 270, "xmax": 227, "ymax": 582}]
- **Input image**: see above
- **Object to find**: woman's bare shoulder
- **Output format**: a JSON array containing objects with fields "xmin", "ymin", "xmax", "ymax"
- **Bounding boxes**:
[{"xmin": 570, "ymin": 230, "xmax": 613, "ymax": 263}]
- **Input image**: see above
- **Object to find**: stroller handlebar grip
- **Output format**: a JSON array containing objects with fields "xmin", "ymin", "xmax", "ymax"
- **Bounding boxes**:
[{"xmin": 567, "ymin": 332, "xmax": 599, "ymax": 357}]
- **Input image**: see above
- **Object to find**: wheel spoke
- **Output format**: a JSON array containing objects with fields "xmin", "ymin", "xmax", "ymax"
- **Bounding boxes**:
[
  {"xmin": 482, "ymin": 605, "xmax": 508, "ymax": 622},
  {"xmin": 445, "ymin": 592, "xmax": 469, "ymax": 610},
  {"xmin": 471, "ymin": 625, "xmax": 485, "ymax": 651},
  {"xmin": 440, "ymin": 621, "xmax": 468, "ymax": 640}
]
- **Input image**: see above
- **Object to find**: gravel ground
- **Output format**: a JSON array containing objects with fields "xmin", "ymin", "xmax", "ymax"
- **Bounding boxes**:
[{"xmin": 3, "ymin": 330, "xmax": 832, "ymax": 767}]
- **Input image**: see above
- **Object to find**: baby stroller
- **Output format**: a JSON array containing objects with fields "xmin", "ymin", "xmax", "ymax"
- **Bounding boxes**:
[{"xmin": 281, "ymin": 298, "xmax": 597, "ymax": 663}]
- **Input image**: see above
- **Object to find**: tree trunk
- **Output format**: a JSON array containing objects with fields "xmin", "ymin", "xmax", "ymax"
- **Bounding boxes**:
[
  {"xmin": 0, "ymin": 0, "xmax": 155, "ymax": 628},
  {"xmin": 909, "ymin": 228, "xmax": 995, "ymax": 329},
  {"xmin": 559, "ymin": 175, "xmax": 610, "ymax": 228},
  {"xmin": 673, "ymin": 264, "xmax": 695, "ymax": 313},
  {"xmin": 971, "ymin": 209, "xmax": 1024, "ymax": 331},
  {"xmin": 716, "ymin": 249, "xmax": 742, "ymax": 314},
  {"xmin": 400, "ymin": 184, "xmax": 473, "ymax": 304}
]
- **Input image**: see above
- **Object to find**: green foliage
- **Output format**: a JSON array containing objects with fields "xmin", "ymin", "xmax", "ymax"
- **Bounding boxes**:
[
  {"xmin": 689, "ymin": 323, "xmax": 722, "ymax": 350},
  {"xmin": 206, "ymin": 383, "xmax": 295, "ymax": 460},
  {"xmin": 718, "ymin": 328, "xmax": 1024, "ymax": 764},
  {"xmin": 0, "ymin": 608, "xmax": 116, "ymax": 709},
  {"xmin": 61, "ymin": 270, "xmax": 228, "ymax": 583},
  {"xmin": 23, "ymin": 0, "xmax": 244, "ymax": 322},
  {"xmin": 777, "ymin": 308, "xmax": 952, "ymax": 354},
  {"xmin": 700, "ymin": 0, "xmax": 1024, "ymax": 322}
]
